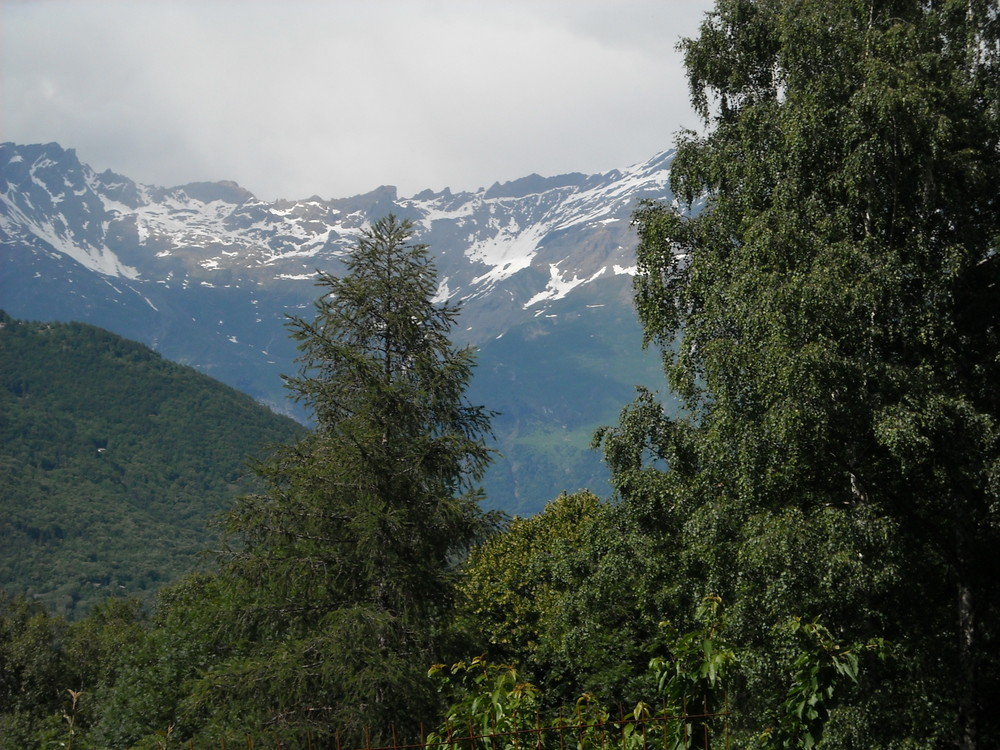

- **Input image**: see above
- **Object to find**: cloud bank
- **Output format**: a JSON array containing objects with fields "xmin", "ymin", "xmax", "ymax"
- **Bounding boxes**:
[{"xmin": 2, "ymin": 0, "xmax": 713, "ymax": 201}]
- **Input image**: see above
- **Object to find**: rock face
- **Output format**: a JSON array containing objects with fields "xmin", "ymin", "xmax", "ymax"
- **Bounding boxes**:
[{"xmin": 1, "ymin": 141, "xmax": 676, "ymax": 514}]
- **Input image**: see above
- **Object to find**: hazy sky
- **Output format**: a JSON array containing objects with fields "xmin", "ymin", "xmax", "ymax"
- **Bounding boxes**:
[{"xmin": 2, "ymin": 0, "xmax": 715, "ymax": 202}]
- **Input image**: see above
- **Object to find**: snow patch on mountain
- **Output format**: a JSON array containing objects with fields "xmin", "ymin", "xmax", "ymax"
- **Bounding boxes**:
[
  {"xmin": 2, "ymin": 142, "xmax": 678, "ymax": 336},
  {"xmin": 524, "ymin": 264, "xmax": 609, "ymax": 308},
  {"xmin": 0, "ymin": 145, "xmax": 141, "ymax": 279},
  {"xmin": 433, "ymin": 277, "xmax": 453, "ymax": 304},
  {"xmin": 467, "ymin": 222, "xmax": 547, "ymax": 289},
  {"xmin": 0, "ymin": 192, "xmax": 139, "ymax": 279}
]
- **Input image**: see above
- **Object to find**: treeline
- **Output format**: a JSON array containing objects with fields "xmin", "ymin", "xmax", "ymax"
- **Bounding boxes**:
[{"xmin": 3, "ymin": 1, "xmax": 1000, "ymax": 747}]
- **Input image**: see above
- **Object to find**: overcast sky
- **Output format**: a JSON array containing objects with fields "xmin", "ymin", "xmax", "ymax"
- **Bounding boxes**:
[{"xmin": 2, "ymin": 0, "xmax": 715, "ymax": 202}]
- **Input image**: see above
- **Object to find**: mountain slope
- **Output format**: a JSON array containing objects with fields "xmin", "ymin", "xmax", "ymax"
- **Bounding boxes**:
[
  {"xmin": 0, "ymin": 142, "xmax": 675, "ymax": 514},
  {"xmin": 0, "ymin": 312, "xmax": 305, "ymax": 618}
]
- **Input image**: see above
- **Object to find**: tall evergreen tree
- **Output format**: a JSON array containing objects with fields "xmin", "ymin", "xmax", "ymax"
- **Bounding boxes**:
[
  {"xmin": 599, "ymin": 1, "xmax": 1000, "ymax": 746},
  {"xmin": 193, "ymin": 215, "xmax": 496, "ymax": 744}
]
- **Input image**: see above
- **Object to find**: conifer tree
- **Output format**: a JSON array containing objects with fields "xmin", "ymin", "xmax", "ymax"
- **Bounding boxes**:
[{"xmin": 198, "ymin": 215, "xmax": 496, "ymax": 745}]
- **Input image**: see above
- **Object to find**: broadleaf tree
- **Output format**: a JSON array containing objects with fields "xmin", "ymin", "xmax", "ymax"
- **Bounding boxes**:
[
  {"xmin": 190, "ymin": 215, "xmax": 498, "ymax": 745},
  {"xmin": 598, "ymin": 1, "xmax": 1000, "ymax": 746},
  {"xmin": 457, "ymin": 491, "xmax": 663, "ymax": 706}
]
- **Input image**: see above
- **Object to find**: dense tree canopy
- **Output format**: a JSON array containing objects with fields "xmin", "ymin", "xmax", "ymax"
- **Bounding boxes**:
[
  {"xmin": 597, "ymin": 0, "xmax": 1000, "ymax": 746},
  {"xmin": 457, "ymin": 491, "xmax": 662, "ymax": 706},
  {"xmin": 0, "ymin": 312, "xmax": 303, "ymax": 617}
]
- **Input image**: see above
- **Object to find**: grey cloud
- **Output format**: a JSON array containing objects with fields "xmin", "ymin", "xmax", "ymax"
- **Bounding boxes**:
[{"xmin": 2, "ymin": 0, "xmax": 714, "ymax": 201}]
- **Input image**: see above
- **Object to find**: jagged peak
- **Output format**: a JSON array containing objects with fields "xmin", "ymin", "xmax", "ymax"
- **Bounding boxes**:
[
  {"xmin": 171, "ymin": 180, "xmax": 256, "ymax": 205},
  {"xmin": 483, "ymin": 172, "xmax": 587, "ymax": 200},
  {"xmin": 2, "ymin": 141, "xmax": 81, "ymax": 169},
  {"xmin": 328, "ymin": 184, "xmax": 398, "ymax": 215},
  {"xmin": 412, "ymin": 186, "xmax": 453, "ymax": 201}
]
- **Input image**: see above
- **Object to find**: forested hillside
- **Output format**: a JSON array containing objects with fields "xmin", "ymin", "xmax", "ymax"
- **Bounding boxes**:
[
  {"xmin": 0, "ymin": 311, "xmax": 305, "ymax": 617},
  {"xmin": 1, "ymin": 1, "xmax": 998, "ymax": 748}
]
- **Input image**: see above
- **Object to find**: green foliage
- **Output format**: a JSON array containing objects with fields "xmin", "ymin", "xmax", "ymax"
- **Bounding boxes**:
[
  {"xmin": 427, "ymin": 656, "xmax": 541, "ymax": 747},
  {"xmin": 427, "ymin": 656, "xmax": 630, "ymax": 750},
  {"xmin": 597, "ymin": 0, "xmax": 1000, "ymax": 745},
  {"xmin": 0, "ymin": 310, "xmax": 305, "ymax": 617},
  {"xmin": 431, "ymin": 600, "xmax": 876, "ymax": 750},
  {"xmin": 0, "ymin": 591, "xmax": 68, "ymax": 747},
  {"xmin": 650, "ymin": 597, "xmax": 733, "ymax": 711},
  {"xmin": 0, "ymin": 589, "xmax": 147, "ymax": 749},
  {"xmin": 459, "ymin": 492, "xmax": 606, "ymax": 655},
  {"xmin": 760, "ymin": 618, "xmax": 882, "ymax": 750},
  {"xmin": 647, "ymin": 597, "xmax": 734, "ymax": 750},
  {"xmin": 458, "ymin": 490, "xmax": 676, "ymax": 709},
  {"xmin": 83, "ymin": 574, "xmax": 232, "ymax": 748},
  {"xmin": 646, "ymin": 599, "xmax": 882, "ymax": 750}
]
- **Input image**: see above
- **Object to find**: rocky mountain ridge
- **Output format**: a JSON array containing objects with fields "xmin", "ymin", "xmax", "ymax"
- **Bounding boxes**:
[{"xmin": 1, "ymin": 141, "xmax": 675, "ymax": 513}]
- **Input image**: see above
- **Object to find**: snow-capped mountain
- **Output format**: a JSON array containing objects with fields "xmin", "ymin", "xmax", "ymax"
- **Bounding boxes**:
[{"xmin": 0, "ymin": 141, "xmax": 674, "ymax": 514}]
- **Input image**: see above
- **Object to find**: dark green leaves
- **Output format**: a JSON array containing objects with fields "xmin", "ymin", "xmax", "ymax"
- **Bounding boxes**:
[{"xmin": 609, "ymin": 0, "xmax": 1000, "ymax": 744}]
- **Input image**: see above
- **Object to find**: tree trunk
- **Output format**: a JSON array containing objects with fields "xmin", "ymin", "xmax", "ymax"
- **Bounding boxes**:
[{"xmin": 957, "ymin": 522, "xmax": 977, "ymax": 750}]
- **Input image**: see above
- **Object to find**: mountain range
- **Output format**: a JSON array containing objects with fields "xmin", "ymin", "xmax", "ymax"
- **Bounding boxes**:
[{"xmin": 0, "ymin": 141, "xmax": 676, "ymax": 514}]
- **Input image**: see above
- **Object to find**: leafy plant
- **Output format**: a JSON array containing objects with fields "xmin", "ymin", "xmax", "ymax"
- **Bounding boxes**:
[
  {"xmin": 427, "ymin": 656, "xmax": 541, "ymax": 749},
  {"xmin": 761, "ymin": 619, "xmax": 887, "ymax": 750},
  {"xmin": 648, "ymin": 597, "xmax": 733, "ymax": 750}
]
